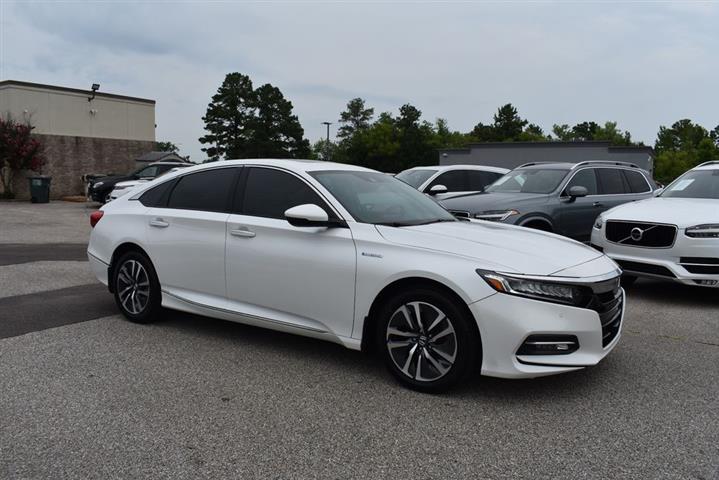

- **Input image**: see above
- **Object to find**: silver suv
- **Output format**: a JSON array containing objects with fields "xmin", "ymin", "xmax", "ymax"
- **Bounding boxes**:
[{"xmin": 439, "ymin": 161, "xmax": 658, "ymax": 243}]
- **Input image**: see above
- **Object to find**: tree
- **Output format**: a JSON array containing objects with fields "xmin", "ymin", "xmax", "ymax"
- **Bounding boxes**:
[
  {"xmin": 470, "ymin": 104, "xmax": 545, "ymax": 142},
  {"xmin": 551, "ymin": 120, "xmax": 635, "ymax": 146},
  {"xmin": 655, "ymin": 119, "xmax": 710, "ymax": 153},
  {"xmin": 653, "ymin": 119, "xmax": 719, "ymax": 183},
  {"xmin": 249, "ymin": 84, "xmax": 311, "ymax": 158},
  {"xmin": 0, "ymin": 116, "xmax": 44, "ymax": 199},
  {"xmin": 155, "ymin": 141, "xmax": 179, "ymax": 153},
  {"xmin": 199, "ymin": 73, "xmax": 257, "ymax": 160},
  {"xmin": 338, "ymin": 98, "xmax": 374, "ymax": 139}
]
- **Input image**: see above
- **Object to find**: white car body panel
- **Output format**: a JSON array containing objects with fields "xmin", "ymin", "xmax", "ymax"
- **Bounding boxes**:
[
  {"xmin": 400, "ymin": 164, "xmax": 510, "ymax": 200},
  {"xmin": 89, "ymin": 159, "xmax": 623, "ymax": 378},
  {"xmin": 109, "ymin": 179, "xmax": 149, "ymax": 201}
]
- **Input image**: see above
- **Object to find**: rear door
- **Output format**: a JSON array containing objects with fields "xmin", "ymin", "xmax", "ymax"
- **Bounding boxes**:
[
  {"xmin": 596, "ymin": 168, "xmax": 633, "ymax": 211},
  {"xmin": 144, "ymin": 167, "xmax": 240, "ymax": 303},
  {"xmin": 225, "ymin": 166, "xmax": 357, "ymax": 337}
]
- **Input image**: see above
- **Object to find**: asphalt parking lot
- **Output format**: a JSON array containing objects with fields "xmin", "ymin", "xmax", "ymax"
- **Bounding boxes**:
[{"xmin": 1, "ymin": 201, "xmax": 717, "ymax": 479}]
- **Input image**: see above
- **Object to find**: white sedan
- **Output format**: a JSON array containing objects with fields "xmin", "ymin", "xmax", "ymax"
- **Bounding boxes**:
[
  {"xmin": 395, "ymin": 164, "xmax": 509, "ymax": 199},
  {"xmin": 88, "ymin": 159, "xmax": 623, "ymax": 391},
  {"xmin": 592, "ymin": 161, "xmax": 719, "ymax": 288}
]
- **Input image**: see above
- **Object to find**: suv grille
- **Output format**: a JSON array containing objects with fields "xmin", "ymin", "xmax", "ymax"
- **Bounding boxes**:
[
  {"xmin": 605, "ymin": 221, "xmax": 677, "ymax": 248},
  {"xmin": 584, "ymin": 277, "xmax": 623, "ymax": 347}
]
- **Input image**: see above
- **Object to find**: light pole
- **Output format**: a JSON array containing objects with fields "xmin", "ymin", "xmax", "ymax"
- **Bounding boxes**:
[{"xmin": 321, "ymin": 121, "xmax": 332, "ymax": 161}]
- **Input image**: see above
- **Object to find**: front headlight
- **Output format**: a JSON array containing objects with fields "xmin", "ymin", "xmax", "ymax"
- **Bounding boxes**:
[
  {"xmin": 477, "ymin": 270, "xmax": 588, "ymax": 306},
  {"xmin": 594, "ymin": 216, "xmax": 603, "ymax": 230},
  {"xmin": 685, "ymin": 224, "xmax": 719, "ymax": 238},
  {"xmin": 475, "ymin": 209, "xmax": 519, "ymax": 221},
  {"xmin": 93, "ymin": 181, "xmax": 104, "ymax": 189}
]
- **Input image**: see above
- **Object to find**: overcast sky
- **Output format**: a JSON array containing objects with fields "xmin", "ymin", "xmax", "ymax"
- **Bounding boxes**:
[{"xmin": 1, "ymin": 1, "xmax": 717, "ymax": 162}]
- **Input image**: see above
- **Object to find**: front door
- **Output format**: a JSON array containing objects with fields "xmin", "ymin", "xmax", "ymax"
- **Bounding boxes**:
[
  {"xmin": 225, "ymin": 166, "xmax": 357, "ymax": 338},
  {"xmin": 558, "ymin": 168, "xmax": 603, "ymax": 241}
]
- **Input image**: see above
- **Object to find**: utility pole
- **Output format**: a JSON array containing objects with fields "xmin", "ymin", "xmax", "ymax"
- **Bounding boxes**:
[{"xmin": 321, "ymin": 122, "xmax": 332, "ymax": 161}]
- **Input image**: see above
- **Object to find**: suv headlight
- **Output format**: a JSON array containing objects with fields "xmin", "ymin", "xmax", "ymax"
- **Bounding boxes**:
[
  {"xmin": 475, "ymin": 209, "xmax": 519, "ymax": 221},
  {"xmin": 685, "ymin": 224, "xmax": 719, "ymax": 238},
  {"xmin": 93, "ymin": 181, "xmax": 104, "ymax": 189},
  {"xmin": 594, "ymin": 216, "xmax": 604, "ymax": 230},
  {"xmin": 477, "ymin": 270, "xmax": 588, "ymax": 306}
]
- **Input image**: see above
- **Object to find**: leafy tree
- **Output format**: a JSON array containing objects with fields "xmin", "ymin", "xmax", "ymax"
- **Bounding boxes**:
[
  {"xmin": 470, "ymin": 104, "xmax": 546, "ymax": 142},
  {"xmin": 552, "ymin": 121, "xmax": 635, "ymax": 146},
  {"xmin": 0, "ymin": 115, "xmax": 44, "ymax": 199},
  {"xmin": 655, "ymin": 119, "xmax": 710, "ymax": 153},
  {"xmin": 653, "ymin": 119, "xmax": 719, "ymax": 183},
  {"xmin": 338, "ymin": 98, "xmax": 374, "ymax": 139},
  {"xmin": 155, "ymin": 141, "xmax": 179, "ymax": 153},
  {"xmin": 249, "ymin": 84, "xmax": 311, "ymax": 158}
]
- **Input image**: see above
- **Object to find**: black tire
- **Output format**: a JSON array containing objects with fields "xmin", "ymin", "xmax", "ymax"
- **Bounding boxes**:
[
  {"xmin": 112, "ymin": 251, "xmax": 163, "ymax": 323},
  {"xmin": 376, "ymin": 287, "xmax": 480, "ymax": 393},
  {"xmin": 620, "ymin": 275, "xmax": 638, "ymax": 289}
]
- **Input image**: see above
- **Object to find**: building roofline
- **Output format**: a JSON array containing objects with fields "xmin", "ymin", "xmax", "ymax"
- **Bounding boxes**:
[{"xmin": 0, "ymin": 80, "xmax": 156, "ymax": 105}]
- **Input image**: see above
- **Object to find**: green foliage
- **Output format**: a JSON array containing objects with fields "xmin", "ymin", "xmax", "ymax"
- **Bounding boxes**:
[
  {"xmin": 552, "ymin": 121, "xmax": 635, "ymax": 146},
  {"xmin": 338, "ymin": 98, "xmax": 374, "ymax": 139},
  {"xmin": 155, "ymin": 141, "xmax": 179, "ymax": 153},
  {"xmin": 0, "ymin": 115, "xmax": 44, "ymax": 198},
  {"xmin": 199, "ymin": 72, "xmax": 310, "ymax": 160},
  {"xmin": 469, "ymin": 104, "xmax": 550, "ymax": 142},
  {"xmin": 653, "ymin": 119, "xmax": 719, "ymax": 184}
]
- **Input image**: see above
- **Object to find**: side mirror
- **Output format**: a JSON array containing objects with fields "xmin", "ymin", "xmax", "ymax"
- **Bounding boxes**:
[
  {"xmin": 284, "ymin": 204, "xmax": 334, "ymax": 228},
  {"xmin": 653, "ymin": 188, "xmax": 664, "ymax": 197},
  {"xmin": 428, "ymin": 184, "xmax": 448, "ymax": 195},
  {"xmin": 568, "ymin": 186, "xmax": 589, "ymax": 198}
]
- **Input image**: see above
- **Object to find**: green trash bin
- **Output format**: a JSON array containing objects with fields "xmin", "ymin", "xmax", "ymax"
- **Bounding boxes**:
[{"xmin": 28, "ymin": 175, "xmax": 52, "ymax": 203}]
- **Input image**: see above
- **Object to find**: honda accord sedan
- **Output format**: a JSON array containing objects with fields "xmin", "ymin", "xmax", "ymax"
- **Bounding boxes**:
[{"xmin": 87, "ymin": 159, "xmax": 624, "ymax": 392}]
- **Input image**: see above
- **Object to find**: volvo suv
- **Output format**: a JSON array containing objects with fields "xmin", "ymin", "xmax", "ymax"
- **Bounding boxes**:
[{"xmin": 440, "ymin": 161, "xmax": 658, "ymax": 243}]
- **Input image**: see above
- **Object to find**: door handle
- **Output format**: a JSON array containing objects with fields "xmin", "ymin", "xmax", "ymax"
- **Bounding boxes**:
[
  {"xmin": 230, "ymin": 228, "xmax": 256, "ymax": 238},
  {"xmin": 593, "ymin": 202, "xmax": 604, "ymax": 207},
  {"xmin": 149, "ymin": 218, "xmax": 169, "ymax": 228}
]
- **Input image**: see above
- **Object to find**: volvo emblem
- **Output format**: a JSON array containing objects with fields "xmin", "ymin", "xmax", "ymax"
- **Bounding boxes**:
[{"xmin": 630, "ymin": 227, "xmax": 644, "ymax": 241}]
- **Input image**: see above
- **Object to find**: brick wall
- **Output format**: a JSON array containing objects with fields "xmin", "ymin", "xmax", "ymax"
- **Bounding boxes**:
[{"xmin": 4, "ymin": 134, "xmax": 155, "ymax": 200}]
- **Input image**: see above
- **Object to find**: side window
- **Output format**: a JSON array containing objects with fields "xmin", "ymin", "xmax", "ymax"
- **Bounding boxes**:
[
  {"xmin": 597, "ymin": 168, "xmax": 628, "ymax": 195},
  {"xmin": 481, "ymin": 171, "xmax": 503, "ymax": 188},
  {"xmin": 565, "ymin": 169, "xmax": 598, "ymax": 195},
  {"xmin": 139, "ymin": 180, "xmax": 176, "ymax": 207},
  {"xmin": 241, "ymin": 167, "xmax": 333, "ymax": 220},
  {"xmin": 166, "ymin": 168, "xmax": 236, "ymax": 212},
  {"xmin": 623, "ymin": 170, "xmax": 651, "ymax": 193},
  {"xmin": 427, "ymin": 171, "xmax": 469, "ymax": 192}
]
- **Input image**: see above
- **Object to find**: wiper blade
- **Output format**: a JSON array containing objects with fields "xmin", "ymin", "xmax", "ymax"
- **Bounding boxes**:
[{"xmin": 411, "ymin": 218, "xmax": 457, "ymax": 226}]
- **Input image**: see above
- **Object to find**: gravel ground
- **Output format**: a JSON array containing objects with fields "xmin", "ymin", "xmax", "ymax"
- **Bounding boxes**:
[{"xmin": 1, "ymin": 278, "xmax": 718, "ymax": 479}]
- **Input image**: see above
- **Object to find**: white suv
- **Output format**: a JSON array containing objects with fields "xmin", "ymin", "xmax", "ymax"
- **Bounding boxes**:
[
  {"xmin": 88, "ymin": 159, "xmax": 623, "ymax": 391},
  {"xmin": 592, "ymin": 161, "xmax": 719, "ymax": 287},
  {"xmin": 396, "ymin": 165, "xmax": 509, "ymax": 200}
]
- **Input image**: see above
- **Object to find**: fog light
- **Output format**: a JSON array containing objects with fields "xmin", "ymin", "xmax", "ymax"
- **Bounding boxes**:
[
  {"xmin": 517, "ymin": 335, "xmax": 579, "ymax": 355},
  {"xmin": 694, "ymin": 279, "xmax": 718, "ymax": 286}
]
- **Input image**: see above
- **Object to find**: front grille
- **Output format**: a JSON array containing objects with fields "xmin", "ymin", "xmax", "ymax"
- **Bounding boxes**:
[
  {"xmin": 584, "ymin": 279, "xmax": 623, "ymax": 347},
  {"xmin": 449, "ymin": 210, "xmax": 470, "ymax": 219},
  {"xmin": 615, "ymin": 260, "xmax": 676, "ymax": 278},
  {"xmin": 605, "ymin": 221, "xmax": 677, "ymax": 248},
  {"xmin": 679, "ymin": 257, "xmax": 719, "ymax": 275}
]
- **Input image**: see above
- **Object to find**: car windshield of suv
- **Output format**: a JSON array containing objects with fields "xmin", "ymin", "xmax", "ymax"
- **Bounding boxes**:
[
  {"xmin": 395, "ymin": 168, "xmax": 438, "ymax": 188},
  {"xmin": 135, "ymin": 165, "xmax": 159, "ymax": 178},
  {"xmin": 661, "ymin": 169, "xmax": 719, "ymax": 199},
  {"xmin": 311, "ymin": 170, "xmax": 456, "ymax": 226},
  {"xmin": 485, "ymin": 168, "xmax": 569, "ymax": 194}
]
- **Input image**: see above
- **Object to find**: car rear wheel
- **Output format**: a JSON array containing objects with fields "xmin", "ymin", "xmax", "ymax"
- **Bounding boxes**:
[
  {"xmin": 377, "ymin": 288, "xmax": 480, "ymax": 393},
  {"xmin": 112, "ymin": 251, "xmax": 162, "ymax": 323}
]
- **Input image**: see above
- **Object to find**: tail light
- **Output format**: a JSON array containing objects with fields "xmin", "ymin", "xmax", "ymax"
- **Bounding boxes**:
[{"xmin": 90, "ymin": 210, "xmax": 104, "ymax": 228}]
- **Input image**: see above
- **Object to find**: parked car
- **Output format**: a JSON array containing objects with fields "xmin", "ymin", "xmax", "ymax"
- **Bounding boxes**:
[
  {"xmin": 395, "ymin": 165, "xmax": 509, "ymax": 200},
  {"xmin": 108, "ymin": 166, "xmax": 190, "ymax": 201},
  {"xmin": 88, "ymin": 160, "xmax": 189, "ymax": 203},
  {"xmin": 591, "ymin": 161, "xmax": 719, "ymax": 288},
  {"xmin": 87, "ymin": 159, "xmax": 623, "ymax": 392},
  {"xmin": 440, "ymin": 161, "xmax": 658, "ymax": 243}
]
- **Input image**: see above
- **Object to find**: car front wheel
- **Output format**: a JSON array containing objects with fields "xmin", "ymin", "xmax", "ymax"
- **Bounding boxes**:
[
  {"xmin": 377, "ymin": 288, "xmax": 480, "ymax": 392},
  {"xmin": 112, "ymin": 251, "xmax": 162, "ymax": 323}
]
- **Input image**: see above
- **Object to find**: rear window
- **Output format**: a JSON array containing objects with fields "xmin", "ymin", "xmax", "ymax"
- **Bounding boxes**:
[{"xmin": 166, "ymin": 168, "xmax": 237, "ymax": 213}]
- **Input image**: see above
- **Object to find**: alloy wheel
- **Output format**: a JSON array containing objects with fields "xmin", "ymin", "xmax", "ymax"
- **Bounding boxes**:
[
  {"xmin": 385, "ymin": 301, "xmax": 458, "ymax": 382},
  {"xmin": 116, "ymin": 259, "xmax": 151, "ymax": 315}
]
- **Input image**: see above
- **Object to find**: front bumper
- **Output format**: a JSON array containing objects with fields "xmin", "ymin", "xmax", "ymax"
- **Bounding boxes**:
[
  {"xmin": 470, "ymin": 290, "xmax": 623, "ymax": 379},
  {"xmin": 591, "ymin": 226, "xmax": 719, "ymax": 287}
]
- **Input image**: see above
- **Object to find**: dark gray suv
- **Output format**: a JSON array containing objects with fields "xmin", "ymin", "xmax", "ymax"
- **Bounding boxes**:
[{"xmin": 439, "ymin": 161, "xmax": 658, "ymax": 242}]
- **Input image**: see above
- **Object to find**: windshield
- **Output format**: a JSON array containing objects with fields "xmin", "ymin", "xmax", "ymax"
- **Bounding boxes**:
[
  {"xmin": 661, "ymin": 169, "xmax": 719, "ymax": 199},
  {"xmin": 311, "ymin": 170, "xmax": 456, "ymax": 226},
  {"xmin": 485, "ymin": 168, "xmax": 569, "ymax": 194},
  {"xmin": 395, "ymin": 169, "xmax": 438, "ymax": 188}
]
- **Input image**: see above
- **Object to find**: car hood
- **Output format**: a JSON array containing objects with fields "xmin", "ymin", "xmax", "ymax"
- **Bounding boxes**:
[
  {"xmin": 439, "ymin": 191, "xmax": 549, "ymax": 214},
  {"xmin": 114, "ymin": 179, "xmax": 148, "ymax": 188},
  {"xmin": 377, "ymin": 220, "xmax": 612, "ymax": 277},
  {"xmin": 92, "ymin": 174, "xmax": 131, "ymax": 187},
  {"xmin": 602, "ymin": 197, "xmax": 719, "ymax": 228}
]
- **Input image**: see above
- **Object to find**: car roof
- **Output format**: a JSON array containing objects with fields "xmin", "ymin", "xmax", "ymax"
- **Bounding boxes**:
[
  {"xmin": 148, "ymin": 161, "xmax": 192, "ymax": 167},
  {"xmin": 693, "ymin": 161, "xmax": 719, "ymax": 171},
  {"xmin": 196, "ymin": 158, "xmax": 376, "ymax": 173},
  {"xmin": 404, "ymin": 164, "xmax": 510, "ymax": 174}
]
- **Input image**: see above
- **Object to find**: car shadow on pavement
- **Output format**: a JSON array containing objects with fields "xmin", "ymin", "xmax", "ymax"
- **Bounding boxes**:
[
  {"xmin": 625, "ymin": 278, "xmax": 719, "ymax": 307},
  {"xmin": 156, "ymin": 309, "xmax": 614, "ymax": 401}
]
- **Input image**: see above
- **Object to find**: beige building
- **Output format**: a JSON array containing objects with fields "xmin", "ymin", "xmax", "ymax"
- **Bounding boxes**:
[{"xmin": 0, "ymin": 80, "xmax": 156, "ymax": 199}]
